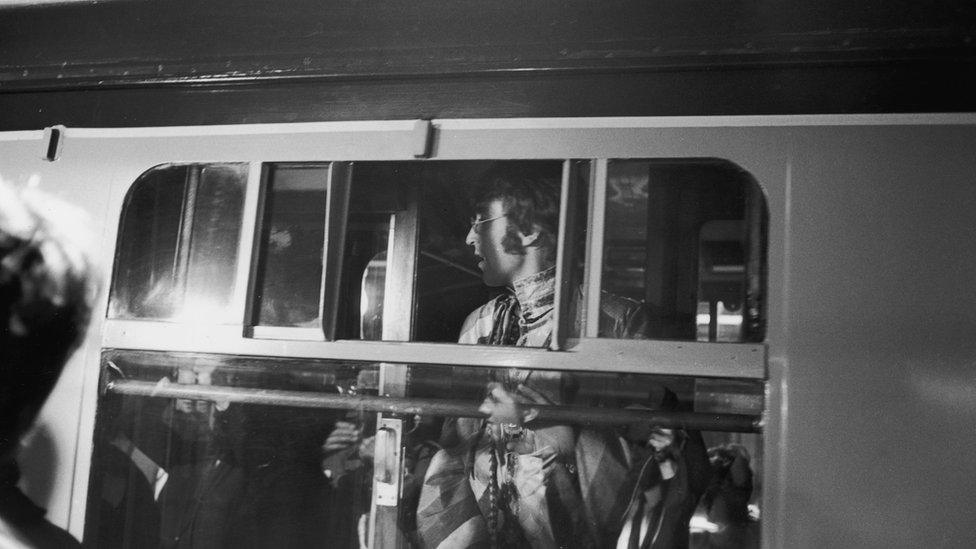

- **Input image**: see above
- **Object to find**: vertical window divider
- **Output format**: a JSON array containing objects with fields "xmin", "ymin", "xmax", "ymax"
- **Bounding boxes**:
[
  {"xmin": 551, "ymin": 160, "xmax": 581, "ymax": 351},
  {"xmin": 235, "ymin": 161, "xmax": 265, "ymax": 326},
  {"xmin": 380, "ymin": 181, "xmax": 420, "ymax": 344},
  {"xmin": 581, "ymin": 159, "xmax": 608, "ymax": 338},
  {"xmin": 372, "ymin": 176, "xmax": 421, "ymax": 549},
  {"xmin": 243, "ymin": 163, "xmax": 273, "ymax": 334},
  {"xmin": 320, "ymin": 162, "xmax": 353, "ymax": 341}
]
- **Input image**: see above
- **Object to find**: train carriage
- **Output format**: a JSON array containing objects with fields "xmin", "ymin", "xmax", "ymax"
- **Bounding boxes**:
[{"xmin": 1, "ymin": 2, "xmax": 975, "ymax": 548}]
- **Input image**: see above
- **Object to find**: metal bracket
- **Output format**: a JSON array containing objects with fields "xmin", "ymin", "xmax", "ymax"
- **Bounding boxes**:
[
  {"xmin": 42, "ymin": 124, "xmax": 66, "ymax": 161},
  {"xmin": 411, "ymin": 119, "xmax": 434, "ymax": 158}
]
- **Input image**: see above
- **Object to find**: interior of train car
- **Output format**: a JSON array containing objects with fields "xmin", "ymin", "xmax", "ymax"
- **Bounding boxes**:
[{"xmin": 1, "ymin": 1, "xmax": 975, "ymax": 548}]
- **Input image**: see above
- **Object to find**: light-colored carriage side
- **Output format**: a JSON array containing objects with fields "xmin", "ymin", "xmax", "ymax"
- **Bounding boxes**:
[
  {"xmin": 1, "ymin": 114, "xmax": 974, "ymax": 547},
  {"xmin": 0, "ymin": 130, "xmax": 116, "ymax": 531}
]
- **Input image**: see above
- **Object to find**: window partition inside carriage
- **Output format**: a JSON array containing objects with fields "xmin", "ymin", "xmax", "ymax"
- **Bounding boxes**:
[{"xmin": 93, "ymin": 158, "xmax": 767, "ymax": 548}]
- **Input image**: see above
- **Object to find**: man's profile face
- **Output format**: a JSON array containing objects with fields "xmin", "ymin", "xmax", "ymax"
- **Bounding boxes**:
[{"xmin": 465, "ymin": 198, "xmax": 524, "ymax": 287}]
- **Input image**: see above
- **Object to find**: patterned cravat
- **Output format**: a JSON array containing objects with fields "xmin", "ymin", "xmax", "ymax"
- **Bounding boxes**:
[{"xmin": 488, "ymin": 292, "xmax": 522, "ymax": 346}]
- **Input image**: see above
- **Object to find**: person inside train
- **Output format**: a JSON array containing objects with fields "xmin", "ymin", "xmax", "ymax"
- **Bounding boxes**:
[
  {"xmin": 415, "ymin": 165, "xmax": 708, "ymax": 548},
  {"xmin": 691, "ymin": 444, "xmax": 759, "ymax": 549},
  {"xmin": 0, "ymin": 178, "xmax": 95, "ymax": 548}
]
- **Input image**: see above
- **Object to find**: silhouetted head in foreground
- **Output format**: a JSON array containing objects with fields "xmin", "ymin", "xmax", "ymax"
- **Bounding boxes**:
[{"xmin": 0, "ymin": 178, "xmax": 95, "ymax": 463}]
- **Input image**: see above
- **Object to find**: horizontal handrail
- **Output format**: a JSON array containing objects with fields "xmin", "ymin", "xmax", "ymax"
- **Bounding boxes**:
[{"xmin": 104, "ymin": 379, "xmax": 762, "ymax": 433}]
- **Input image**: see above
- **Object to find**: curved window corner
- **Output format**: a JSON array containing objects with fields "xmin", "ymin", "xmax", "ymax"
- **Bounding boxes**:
[
  {"xmin": 108, "ymin": 163, "xmax": 248, "ymax": 323},
  {"xmin": 597, "ymin": 159, "xmax": 767, "ymax": 343}
]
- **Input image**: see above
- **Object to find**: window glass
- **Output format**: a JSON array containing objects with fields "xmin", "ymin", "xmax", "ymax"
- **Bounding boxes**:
[
  {"xmin": 602, "ymin": 160, "xmax": 766, "ymax": 342},
  {"xmin": 109, "ymin": 164, "xmax": 247, "ymax": 321},
  {"xmin": 88, "ymin": 350, "xmax": 375, "ymax": 548},
  {"xmin": 89, "ymin": 351, "xmax": 762, "ymax": 548},
  {"xmin": 252, "ymin": 164, "xmax": 330, "ymax": 328},
  {"xmin": 330, "ymin": 162, "xmax": 397, "ymax": 340}
]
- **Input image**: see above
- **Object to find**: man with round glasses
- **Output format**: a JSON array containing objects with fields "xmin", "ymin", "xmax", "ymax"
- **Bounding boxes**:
[
  {"xmin": 460, "ymin": 168, "xmax": 561, "ymax": 346},
  {"xmin": 416, "ymin": 164, "xmax": 707, "ymax": 549}
]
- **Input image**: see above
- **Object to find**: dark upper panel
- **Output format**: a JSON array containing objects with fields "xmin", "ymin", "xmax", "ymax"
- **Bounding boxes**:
[
  {"xmin": 0, "ymin": 0, "xmax": 974, "ymax": 127},
  {"xmin": 2, "ymin": 60, "xmax": 975, "ymax": 129},
  {"xmin": 2, "ymin": 0, "xmax": 973, "ymax": 87}
]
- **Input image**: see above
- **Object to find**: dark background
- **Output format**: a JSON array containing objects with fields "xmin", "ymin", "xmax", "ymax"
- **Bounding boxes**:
[{"xmin": 1, "ymin": 0, "xmax": 974, "ymax": 128}]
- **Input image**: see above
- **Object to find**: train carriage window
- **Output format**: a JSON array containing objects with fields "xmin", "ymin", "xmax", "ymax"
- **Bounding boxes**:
[
  {"xmin": 109, "ymin": 163, "xmax": 247, "ymax": 322},
  {"xmin": 601, "ymin": 160, "xmax": 767, "ymax": 342},
  {"xmin": 318, "ymin": 159, "xmax": 767, "ymax": 346},
  {"xmin": 99, "ymin": 154, "xmax": 767, "ymax": 548}
]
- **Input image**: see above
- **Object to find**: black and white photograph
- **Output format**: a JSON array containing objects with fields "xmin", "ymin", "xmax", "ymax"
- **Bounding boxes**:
[{"xmin": 0, "ymin": 1, "xmax": 974, "ymax": 547}]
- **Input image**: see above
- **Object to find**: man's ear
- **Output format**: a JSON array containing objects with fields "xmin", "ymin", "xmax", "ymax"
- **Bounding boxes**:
[{"xmin": 519, "ymin": 227, "xmax": 542, "ymax": 248}]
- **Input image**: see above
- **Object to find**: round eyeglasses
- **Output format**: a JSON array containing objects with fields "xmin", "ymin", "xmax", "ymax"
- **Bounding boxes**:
[{"xmin": 469, "ymin": 213, "xmax": 507, "ymax": 232}]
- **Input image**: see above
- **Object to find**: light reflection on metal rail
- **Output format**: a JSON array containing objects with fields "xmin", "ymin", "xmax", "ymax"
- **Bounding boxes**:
[{"xmin": 104, "ymin": 379, "xmax": 762, "ymax": 433}]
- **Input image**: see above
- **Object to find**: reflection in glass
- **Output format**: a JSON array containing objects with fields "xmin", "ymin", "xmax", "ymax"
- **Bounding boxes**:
[
  {"xmin": 182, "ymin": 165, "xmax": 249, "ymax": 321},
  {"xmin": 109, "ymin": 164, "xmax": 246, "ymax": 322},
  {"xmin": 90, "ymin": 352, "xmax": 761, "ymax": 548},
  {"xmin": 602, "ymin": 160, "xmax": 766, "ymax": 342},
  {"xmin": 408, "ymin": 365, "xmax": 762, "ymax": 548},
  {"xmin": 333, "ymin": 165, "xmax": 398, "ymax": 340},
  {"xmin": 692, "ymin": 378, "xmax": 763, "ymax": 548},
  {"xmin": 359, "ymin": 252, "xmax": 387, "ymax": 340},
  {"xmin": 253, "ymin": 164, "xmax": 329, "ymax": 327},
  {"xmin": 88, "ymin": 351, "xmax": 377, "ymax": 548}
]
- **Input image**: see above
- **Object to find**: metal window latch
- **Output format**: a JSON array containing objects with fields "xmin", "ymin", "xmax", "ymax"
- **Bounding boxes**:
[{"xmin": 373, "ymin": 417, "xmax": 403, "ymax": 507}]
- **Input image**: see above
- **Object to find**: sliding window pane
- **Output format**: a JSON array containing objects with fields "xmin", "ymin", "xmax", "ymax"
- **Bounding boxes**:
[{"xmin": 253, "ymin": 164, "xmax": 329, "ymax": 328}]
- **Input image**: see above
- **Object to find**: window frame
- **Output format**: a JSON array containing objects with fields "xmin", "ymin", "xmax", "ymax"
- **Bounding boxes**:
[
  {"xmin": 83, "ymin": 117, "xmax": 778, "ymax": 547},
  {"xmin": 101, "ymin": 119, "xmax": 768, "ymax": 381},
  {"xmin": 244, "ymin": 161, "xmax": 351, "ymax": 340}
]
